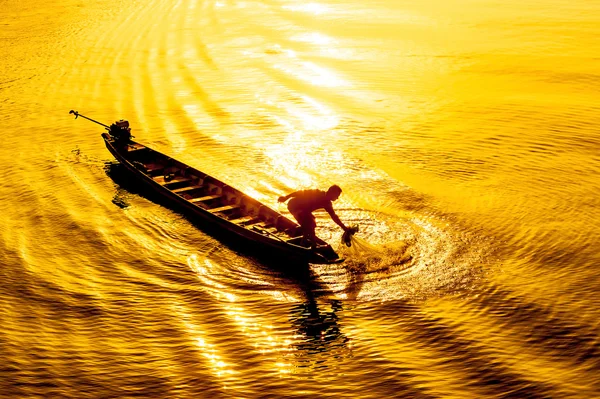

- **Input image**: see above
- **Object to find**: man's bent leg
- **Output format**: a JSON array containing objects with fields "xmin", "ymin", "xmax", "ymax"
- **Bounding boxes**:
[
  {"xmin": 291, "ymin": 211, "xmax": 317, "ymax": 249},
  {"xmin": 303, "ymin": 214, "xmax": 317, "ymax": 249}
]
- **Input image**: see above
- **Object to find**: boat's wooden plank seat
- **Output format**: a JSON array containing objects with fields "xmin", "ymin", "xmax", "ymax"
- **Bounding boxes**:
[
  {"xmin": 252, "ymin": 224, "xmax": 280, "ymax": 234},
  {"xmin": 157, "ymin": 176, "xmax": 191, "ymax": 186},
  {"xmin": 254, "ymin": 221, "xmax": 276, "ymax": 229},
  {"xmin": 127, "ymin": 144, "xmax": 146, "ymax": 153},
  {"xmin": 146, "ymin": 163, "xmax": 163, "ymax": 170},
  {"xmin": 230, "ymin": 215, "xmax": 257, "ymax": 225},
  {"xmin": 189, "ymin": 194, "xmax": 221, "ymax": 204},
  {"xmin": 172, "ymin": 185, "xmax": 202, "ymax": 194},
  {"xmin": 145, "ymin": 164, "xmax": 164, "ymax": 174},
  {"xmin": 209, "ymin": 205, "xmax": 240, "ymax": 214}
]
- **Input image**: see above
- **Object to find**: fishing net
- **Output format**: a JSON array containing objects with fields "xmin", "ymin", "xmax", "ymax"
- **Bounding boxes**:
[
  {"xmin": 341, "ymin": 235, "xmax": 383, "ymax": 257},
  {"xmin": 337, "ymin": 233, "xmax": 414, "ymax": 273}
]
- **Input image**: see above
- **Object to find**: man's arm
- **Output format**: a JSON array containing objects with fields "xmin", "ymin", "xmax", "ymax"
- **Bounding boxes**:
[
  {"xmin": 325, "ymin": 204, "xmax": 348, "ymax": 232},
  {"xmin": 278, "ymin": 191, "xmax": 300, "ymax": 203}
]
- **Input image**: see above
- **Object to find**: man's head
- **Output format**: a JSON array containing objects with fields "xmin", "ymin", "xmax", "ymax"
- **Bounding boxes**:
[{"xmin": 326, "ymin": 185, "xmax": 342, "ymax": 201}]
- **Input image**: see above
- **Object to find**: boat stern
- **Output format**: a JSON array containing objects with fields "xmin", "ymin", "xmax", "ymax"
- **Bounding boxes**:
[{"xmin": 309, "ymin": 245, "xmax": 344, "ymax": 264}]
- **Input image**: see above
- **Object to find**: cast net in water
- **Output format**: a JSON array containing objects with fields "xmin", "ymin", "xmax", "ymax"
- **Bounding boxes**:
[{"xmin": 337, "ymin": 234, "xmax": 414, "ymax": 273}]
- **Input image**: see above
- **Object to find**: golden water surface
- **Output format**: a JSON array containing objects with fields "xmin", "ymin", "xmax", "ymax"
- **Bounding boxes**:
[{"xmin": 1, "ymin": 0, "xmax": 599, "ymax": 397}]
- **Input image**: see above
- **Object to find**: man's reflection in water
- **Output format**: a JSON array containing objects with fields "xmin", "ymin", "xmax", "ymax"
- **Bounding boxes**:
[{"xmin": 289, "ymin": 294, "xmax": 351, "ymax": 368}]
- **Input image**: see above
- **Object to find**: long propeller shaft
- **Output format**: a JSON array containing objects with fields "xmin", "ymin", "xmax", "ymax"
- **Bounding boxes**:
[{"xmin": 69, "ymin": 110, "xmax": 110, "ymax": 129}]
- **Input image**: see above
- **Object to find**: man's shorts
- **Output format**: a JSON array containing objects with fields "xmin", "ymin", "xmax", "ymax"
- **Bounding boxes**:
[{"xmin": 290, "ymin": 210, "xmax": 316, "ymax": 233}]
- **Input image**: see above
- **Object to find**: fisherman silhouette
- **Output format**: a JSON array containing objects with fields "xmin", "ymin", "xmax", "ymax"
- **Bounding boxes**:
[{"xmin": 278, "ymin": 185, "xmax": 350, "ymax": 249}]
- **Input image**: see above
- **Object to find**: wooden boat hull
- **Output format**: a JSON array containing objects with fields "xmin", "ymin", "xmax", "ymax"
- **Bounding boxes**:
[{"xmin": 102, "ymin": 133, "xmax": 342, "ymax": 264}]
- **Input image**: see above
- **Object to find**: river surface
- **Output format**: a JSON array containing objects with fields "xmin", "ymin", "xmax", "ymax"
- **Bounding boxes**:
[{"xmin": 1, "ymin": 0, "xmax": 599, "ymax": 397}]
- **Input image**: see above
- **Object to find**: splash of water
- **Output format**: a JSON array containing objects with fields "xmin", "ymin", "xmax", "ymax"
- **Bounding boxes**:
[{"xmin": 337, "ymin": 235, "xmax": 414, "ymax": 274}]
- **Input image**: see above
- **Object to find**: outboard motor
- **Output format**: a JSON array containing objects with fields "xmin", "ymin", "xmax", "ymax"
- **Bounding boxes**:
[{"xmin": 109, "ymin": 119, "xmax": 132, "ymax": 142}]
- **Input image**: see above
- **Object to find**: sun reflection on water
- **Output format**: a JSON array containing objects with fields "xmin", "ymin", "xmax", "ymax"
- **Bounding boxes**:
[
  {"xmin": 281, "ymin": 96, "xmax": 339, "ymax": 131},
  {"xmin": 173, "ymin": 301, "xmax": 238, "ymax": 387},
  {"xmin": 252, "ymin": 91, "xmax": 345, "ymax": 189},
  {"xmin": 185, "ymin": 254, "xmax": 355, "ymax": 376},
  {"xmin": 187, "ymin": 254, "xmax": 299, "ymax": 375},
  {"xmin": 291, "ymin": 32, "xmax": 335, "ymax": 46},
  {"xmin": 273, "ymin": 61, "xmax": 351, "ymax": 88},
  {"xmin": 225, "ymin": 307, "xmax": 297, "ymax": 373},
  {"xmin": 196, "ymin": 338, "xmax": 236, "ymax": 379},
  {"xmin": 263, "ymin": 139, "xmax": 317, "ymax": 189},
  {"xmin": 282, "ymin": 3, "xmax": 330, "ymax": 15}
]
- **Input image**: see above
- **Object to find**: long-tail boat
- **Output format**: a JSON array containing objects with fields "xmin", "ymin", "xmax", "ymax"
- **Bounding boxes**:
[{"xmin": 70, "ymin": 110, "xmax": 343, "ymax": 264}]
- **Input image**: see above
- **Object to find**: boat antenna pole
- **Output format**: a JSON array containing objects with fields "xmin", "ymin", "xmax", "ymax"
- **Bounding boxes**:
[{"xmin": 69, "ymin": 110, "xmax": 110, "ymax": 130}]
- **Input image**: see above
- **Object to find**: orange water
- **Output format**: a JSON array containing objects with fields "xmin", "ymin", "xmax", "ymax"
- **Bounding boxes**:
[{"xmin": 1, "ymin": 0, "xmax": 599, "ymax": 397}]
